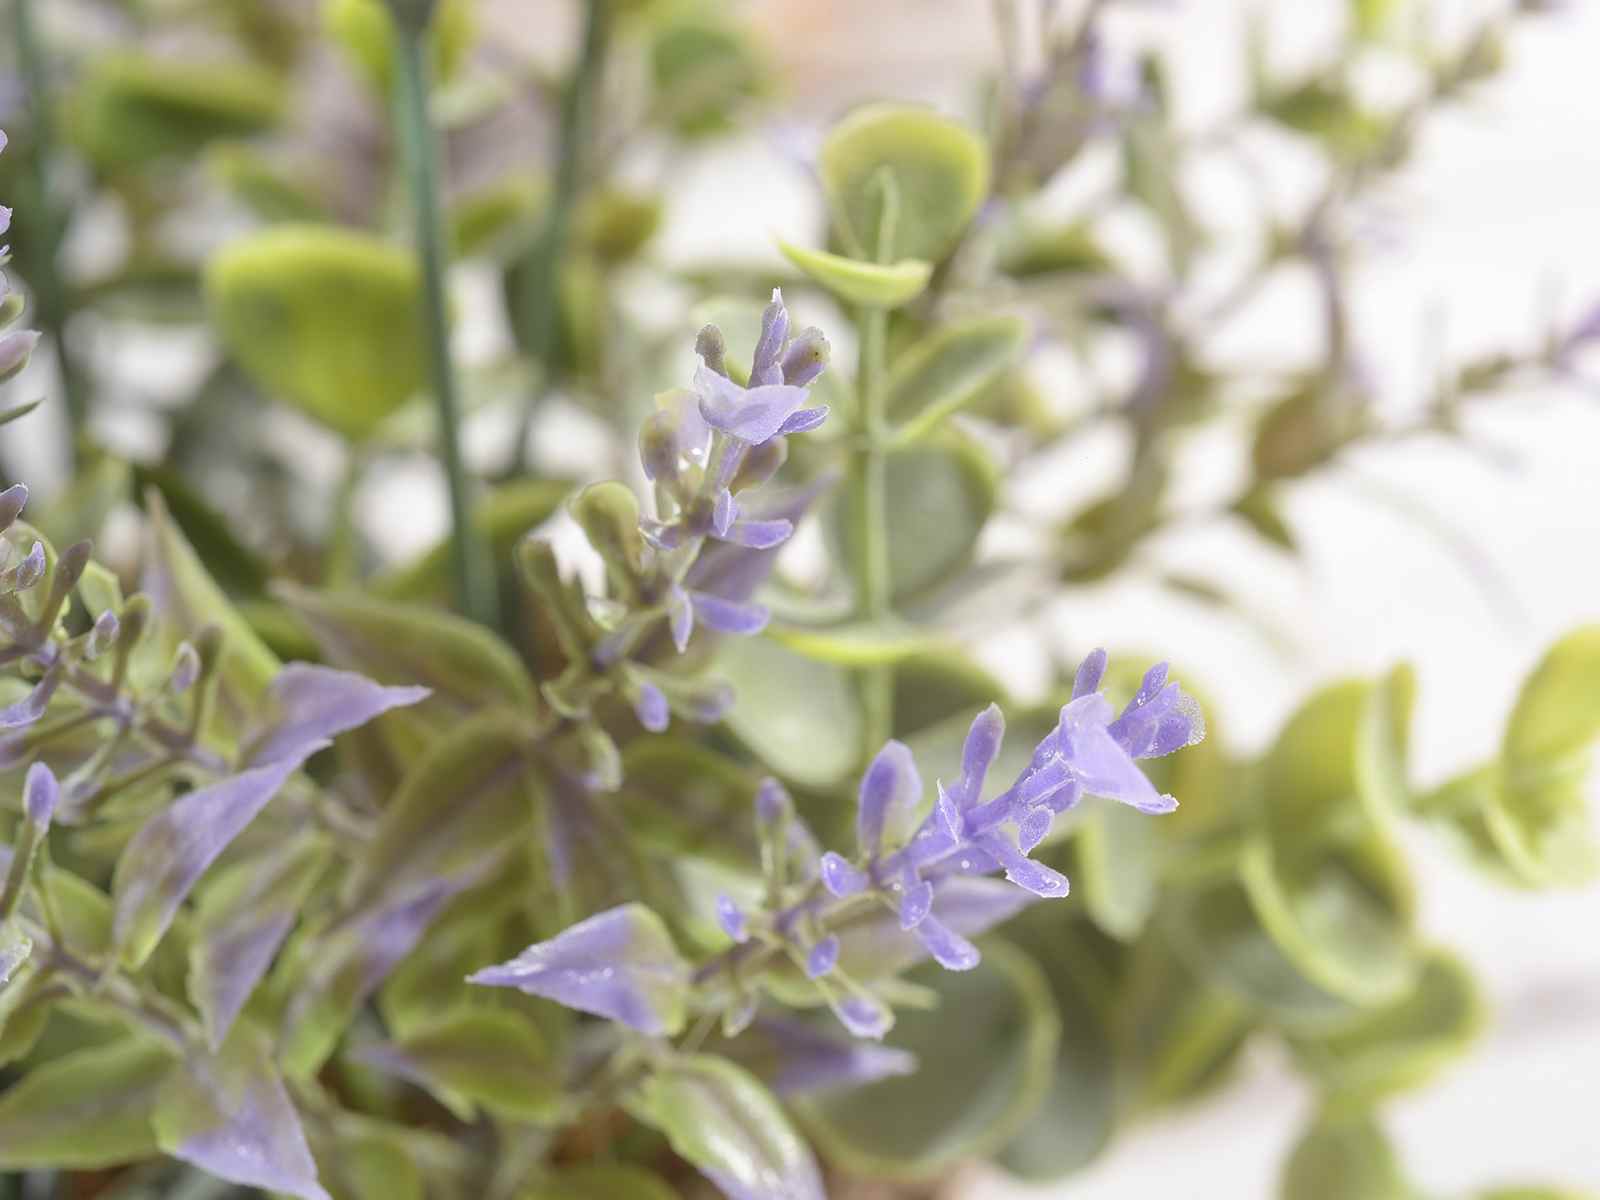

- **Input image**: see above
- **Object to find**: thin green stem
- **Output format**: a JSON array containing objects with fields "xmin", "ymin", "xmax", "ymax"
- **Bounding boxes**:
[
  {"xmin": 13, "ymin": 0, "xmax": 88, "ymax": 458},
  {"xmin": 510, "ymin": 0, "xmax": 610, "ymax": 476},
  {"xmin": 393, "ymin": 25, "xmax": 499, "ymax": 627}
]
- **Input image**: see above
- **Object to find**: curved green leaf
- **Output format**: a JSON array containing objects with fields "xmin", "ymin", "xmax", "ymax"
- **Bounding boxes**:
[
  {"xmin": 0, "ymin": 1035, "xmax": 177, "ymax": 1168},
  {"xmin": 778, "ymin": 241, "xmax": 931, "ymax": 308},
  {"xmin": 768, "ymin": 619, "xmax": 939, "ymax": 667},
  {"xmin": 1280, "ymin": 1111, "xmax": 1413, "ymax": 1200},
  {"xmin": 887, "ymin": 314, "xmax": 1028, "ymax": 442}
]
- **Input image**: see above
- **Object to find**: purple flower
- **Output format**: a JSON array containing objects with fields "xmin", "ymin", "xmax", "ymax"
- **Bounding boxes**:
[
  {"xmin": 22, "ymin": 761, "xmax": 56, "ymax": 827},
  {"xmin": 664, "ymin": 582, "xmax": 770, "ymax": 653}
]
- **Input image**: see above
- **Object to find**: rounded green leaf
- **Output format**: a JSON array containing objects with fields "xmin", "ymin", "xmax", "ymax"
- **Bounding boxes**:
[
  {"xmin": 717, "ymin": 635, "xmax": 861, "ymax": 789},
  {"xmin": 1288, "ymin": 947, "xmax": 1484, "ymax": 1109},
  {"xmin": 799, "ymin": 940, "xmax": 1059, "ymax": 1179},
  {"xmin": 819, "ymin": 103, "xmax": 990, "ymax": 262},
  {"xmin": 1076, "ymin": 800, "xmax": 1161, "ymax": 941},
  {"xmin": 886, "ymin": 314, "xmax": 1028, "ymax": 442},
  {"xmin": 778, "ymin": 241, "xmax": 932, "ymax": 308},
  {"xmin": 1280, "ymin": 1112, "xmax": 1413, "ymax": 1200},
  {"xmin": 206, "ymin": 225, "xmax": 426, "ymax": 439},
  {"xmin": 649, "ymin": 9, "xmax": 767, "ymax": 136},
  {"xmin": 69, "ymin": 53, "xmax": 285, "ymax": 170}
]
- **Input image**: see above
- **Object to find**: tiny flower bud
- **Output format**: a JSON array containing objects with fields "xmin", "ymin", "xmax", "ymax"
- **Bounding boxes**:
[
  {"xmin": 0, "ymin": 483, "xmax": 27, "ymax": 532},
  {"xmin": 633, "ymin": 681, "xmax": 669, "ymax": 733},
  {"xmin": 695, "ymin": 324, "xmax": 728, "ymax": 376},
  {"xmin": 85, "ymin": 609, "xmax": 119, "ymax": 660},
  {"xmin": 23, "ymin": 761, "xmax": 57, "ymax": 828},
  {"xmin": 781, "ymin": 327, "xmax": 831, "ymax": 387},
  {"xmin": 170, "ymin": 642, "xmax": 201, "ymax": 693},
  {"xmin": 55, "ymin": 540, "xmax": 92, "ymax": 592},
  {"xmin": 716, "ymin": 895, "xmax": 748, "ymax": 943},
  {"xmin": 755, "ymin": 777, "xmax": 792, "ymax": 829},
  {"xmin": 10, "ymin": 542, "xmax": 45, "ymax": 591},
  {"xmin": 117, "ymin": 595, "xmax": 151, "ymax": 649},
  {"xmin": 805, "ymin": 935, "xmax": 839, "ymax": 979},
  {"xmin": 638, "ymin": 409, "xmax": 680, "ymax": 483}
]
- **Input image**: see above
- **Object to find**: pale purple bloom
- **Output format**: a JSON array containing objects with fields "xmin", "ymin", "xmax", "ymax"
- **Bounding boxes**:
[
  {"xmin": 856, "ymin": 740, "xmax": 920, "ymax": 857},
  {"xmin": 819, "ymin": 851, "xmax": 869, "ymax": 897},
  {"xmin": 665, "ymin": 582, "xmax": 770, "ymax": 652},
  {"xmin": 694, "ymin": 364, "xmax": 814, "ymax": 445},
  {"xmin": 833, "ymin": 993, "xmax": 894, "ymax": 1040},
  {"xmin": 738, "ymin": 1015, "xmax": 917, "ymax": 1096},
  {"xmin": 469, "ymin": 903, "xmax": 689, "ymax": 1036},
  {"xmin": 22, "ymin": 761, "xmax": 55, "ymax": 827}
]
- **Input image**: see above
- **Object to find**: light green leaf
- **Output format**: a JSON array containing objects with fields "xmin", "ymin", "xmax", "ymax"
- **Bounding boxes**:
[
  {"xmin": 1280, "ymin": 1111, "xmax": 1413, "ymax": 1200},
  {"xmin": 799, "ymin": 941, "xmax": 1059, "ymax": 1179},
  {"xmin": 1288, "ymin": 947, "xmax": 1483, "ymax": 1109},
  {"xmin": 617, "ymin": 738, "xmax": 759, "ymax": 869},
  {"xmin": 279, "ymin": 584, "xmax": 534, "ymax": 717},
  {"xmin": 352, "ymin": 1009, "xmax": 562, "ymax": 1124},
  {"xmin": 768, "ymin": 620, "xmax": 939, "ymax": 667},
  {"xmin": 206, "ymin": 225, "xmax": 426, "ymax": 439},
  {"xmin": 717, "ymin": 635, "xmax": 861, "ymax": 789},
  {"xmin": 1077, "ymin": 800, "xmax": 1161, "ymax": 941},
  {"xmin": 0, "ymin": 398, "xmax": 42, "ymax": 427},
  {"xmin": 0, "ymin": 1035, "xmax": 177, "ymax": 1168},
  {"xmin": 627, "ymin": 1053, "xmax": 824, "ymax": 1200},
  {"xmin": 886, "ymin": 314, "xmax": 1028, "ymax": 442},
  {"xmin": 323, "ymin": 0, "xmax": 476, "ymax": 96},
  {"xmin": 778, "ymin": 241, "xmax": 932, "ymax": 308},
  {"xmin": 819, "ymin": 103, "xmax": 990, "ymax": 263},
  {"xmin": 522, "ymin": 1164, "xmax": 681, "ymax": 1200},
  {"xmin": 890, "ymin": 652, "xmax": 1008, "ymax": 740},
  {"xmin": 649, "ymin": 10, "xmax": 767, "ymax": 137}
]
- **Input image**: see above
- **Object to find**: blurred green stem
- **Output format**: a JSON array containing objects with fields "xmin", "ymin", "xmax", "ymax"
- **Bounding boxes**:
[
  {"xmin": 392, "ymin": 23, "xmax": 499, "ymax": 626},
  {"xmin": 850, "ymin": 172, "xmax": 901, "ymax": 757},
  {"xmin": 13, "ymin": 0, "xmax": 87, "ymax": 460},
  {"xmin": 509, "ymin": 0, "xmax": 609, "ymax": 476}
]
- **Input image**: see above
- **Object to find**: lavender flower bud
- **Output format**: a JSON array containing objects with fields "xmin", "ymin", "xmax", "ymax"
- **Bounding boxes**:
[
  {"xmin": 0, "ymin": 483, "xmax": 26, "ymax": 532},
  {"xmin": 781, "ymin": 327, "xmax": 831, "ymax": 387},
  {"xmin": 857, "ymin": 740, "xmax": 921, "ymax": 857},
  {"xmin": 170, "ymin": 642, "xmax": 201, "ymax": 693},
  {"xmin": 638, "ymin": 409, "xmax": 681, "ymax": 483},
  {"xmin": 752, "ymin": 289, "xmax": 791, "ymax": 386},
  {"xmin": 85, "ymin": 609, "xmax": 119, "ymax": 660},
  {"xmin": 755, "ymin": 777, "xmax": 792, "ymax": 830},
  {"xmin": 805, "ymin": 935, "xmax": 840, "ymax": 979},
  {"xmin": 23, "ymin": 761, "xmax": 57, "ymax": 828},
  {"xmin": 0, "ymin": 330, "xmax": 38, "ymax": 383},
  {"xmin": 633, "ymin": 681, "xmax": 669, "ymax": 733},
  {"xmin": 55, "ymin": 540, "xmax": 92, "ymax": 593},
  {"xmin": 9, "ymin": 542, "xmax": 44, "ymax": 592},
  {"xmin": 716, "ymin": 895, "xmax": 748, "ymax": 943},
  {"xmin": 820, "ymin": 851, "xmax": 869, "ymax": 897}
]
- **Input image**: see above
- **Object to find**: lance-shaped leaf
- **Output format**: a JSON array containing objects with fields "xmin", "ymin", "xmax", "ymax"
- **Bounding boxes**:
[
  {"xmin": 349, "ymin": 1009, "xmax": 563, "ymax": 1123},
  {"xmin": 154, "ymin": 1025, "xmax": 329, "ymax": 1200},
  {"xmin": 243, "ymin": 662, "xmax": 429, "ymax": 767},
  {"xmin": 469, "ymin": 903, "xmax": 690, "ymax": 1036},
  {"xmin": 777, "ymin": 240, "xmax": 932, "ymax": 308},
  {"xmin": 716, "ymin": 1015, "xmax": 918, "ymax": 1097},
  {"xmin": 626, "ymin": 1053, "xmax": 825, "ymax": 1200},
  {"xmin": 0, "ymin": 924, "xmax": 30, "ymax": 990},
  {"xmin": 279, "ymin": 585, "xmax": 534, "ymax": 716},
  {"xmin": 886, "ymin": 314, "xmax": 1028, "ymax": 443},
  {"xmin": 0, "ymin": 1035, "xmax": 177, "ymax": 1168},
  {"xmin": 189, "ymin": 831, "xmax": 332, "ymax": 1050},
  {"xmin": 798, "ymin": 941, "xmax": 1059, "ymax": 1180},
  {"xmin": 279, "ymin": 873, "xmax": 477, "ymax": 1078},
  {"xmin": 341, "ymin": 710, "xmax": 537, "ymax": 912},
  {"xmin": 113, "ymin": 753, "xmax": 308, "ymax": 969}
]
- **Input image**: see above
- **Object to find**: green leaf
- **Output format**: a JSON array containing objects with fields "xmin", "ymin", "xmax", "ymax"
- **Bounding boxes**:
[
  {"xmin": 778, "ymin": 241, "xmax": 932, "ymax": 308},
  {"xmin": 279, "ymin": 584, "xmax": 534, "ymax": 717},
  {"xmin": 0, "ymin": 398, "xmax": 42, "ymax": 427},
  {"xmin": 521, "ymin": 1165, "xmax": 681, "ymax": 1200},
  {"xmin": 799, "ymin": 941, "xmax": 1058, "ymax": 1179},
  {"xmin": 323, "ymin": 0, "xmax": 476, "ymax": 96},
  {"xmin": 627, "ymin": 1053, "xmax": 823, "ymax": 1200},
  {"xmin": 206, "ymin": 225, "xmax": 426, "ymax": 439},
  {"xmin": 716, "ymin": 635, "xmax": 861, "ymax": 789},
  {"xmin": 767, "ymin": 620, "xmax": 938, "ymax": 667},
  {"xmin": 1280, "ymin": 1111, "xmax": 1413, "ymax": 1200},
  {"xmin": 618, "ymin": 738, "xmax": 759, "ymax": 869},
  {"xmin": 342, "ymin": 710, "xmax": 538, "ymax": 912},
  {"xmin": 0, "ymin": 1035, "xmax": 177, "ymax": 1168},
  {"xmin": 886, "ymin": 314, "xmax": 1028, "ymax": 442},
  {"xmin": 819, "ymin": 103, "xmax": 990, "ymax": 263},
  {"xmin": 649, "ymin": 10, "xmax": 766, "ymax": 136},
  {"xmin": 1076, "ymin": 800, "xmax": 1161, "ymax": 941},
  {"xmin": 890, "ymin": 652, "xmax": 1008, "ymax": 740},
  {"xmin": 135, "ymin": 464, "xmax": 272, "ymax": 596},
  {"xmin": 838, "ymin": 429, "xmax": 998, "ymax": 605},
  {"xmin": 353, "ymin": 1009, "xmax": 563, "ymax": 1124},
  {"xmin": 69, "ymin": 53, "xmax": 285, "ymax": 169},
  {"xmin": 996, "ymin": 919, "xmax": 1119, "ymax": 1181},
  {"xmin": 1477, "ymin": 1189, "xmax": 1597, "ymax": 1200},
  {"xmin": 1288, "ymin": 947, "xmax": 1484, "ymax": 1109},
  {"xmin": 209, "ymin": 144, "xmax": 328, "ymax": 223},
  {"xmin": 998, "ymin": 221, "xmax": 1110, "ymax": 278}
]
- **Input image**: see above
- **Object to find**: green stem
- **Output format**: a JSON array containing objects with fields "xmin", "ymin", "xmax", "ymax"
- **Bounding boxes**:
[
  {"xmin": 393, "ymin": 25, "xmax": 499, "ymax": 627},
  {"xmin": 13, "ymin": 0, "xmax": 88, "ymax": 458},
  {"xmin": 509, "ymin": 0, "xmax": 609, "ymax": 476}
]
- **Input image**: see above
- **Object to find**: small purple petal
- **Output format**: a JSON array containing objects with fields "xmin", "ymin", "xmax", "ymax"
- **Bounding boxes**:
[
  {"xmin": 1072, "ymin": 648, "xmax": 1108, "ymax": 699},
  {"xmin": 695, "ymin": 364, "xmax": 811, "ymax": 445},
  {"xmin": 975, "ymin": 832, "xmax": 1070, "ymax": 898},
  {"xmin": 751, "ymin": 289, "xmax": 791, "ymax": 385},
  {"xmin": 755, "ymin": 777, "xmax": 791, "ymax": 828},
  {"xmin": 935, "ymin": 781, "xmax": 964, "ymax": 840},
  {"xmin": 857, "ymin": 740, "xmax": 921, "ymax": 857},
  {"xmin": 245, "ymin": 663, "xmax": 430, "ymax": 768},
  {"xmin": 898, "ymin": 880, "xmax": 933, "ymax": 931},
  {"xmin": 819, "ymin": 851, "xmax": 870, "ymax": 897},
  {"xmin": 805, "ymin": 935, "xmax": 840, "ymax": 979},
  {"xmin": 830, "ymin": 991, "xmax": 893, "ymax": 1040},
  {"xmin": 690, "ymin": 590, "xmax": 769, "ymax": 636},
  {"xmin": 667, "ymin": 584, "xmax": 694, "ymax": 652},
  {"xmin": 634, "ymin": 681, "xmax": 670, "ymax": 732},
  {"xmin": 0, "ymin": 660, "xmax": 59, "ymax": 731},
  {"xmin": 748, "ymin": 1016, "xmax": 916, "ymax": 1096},
  {"xmin": 774, "ymin": 406, "xmax": 829, "ymax": 436},
  {"xmin": 1016, "ymin": 807, "xmax": 1052, "ymax": 854},
  {"xmin": 23, "ymin": 761, "xmax": 57, "ymax": 827},
  {"xmin": 913, "ymin": 914, "xmax": 981, "ymax": 971},
  {"xmin": 716, "ymin": 895, "xmax": 749, "ymax": 943},
  {"xmin": 1057, "ymin": 694, "xmax": 1175, "ymax": 813},
  {"xmin": 719, "ymin": 518, "xmax": 793, "ymax": 549},
  {"xmin": 712, "ymin": 489, "xmax": 737, "ymax": 538}
]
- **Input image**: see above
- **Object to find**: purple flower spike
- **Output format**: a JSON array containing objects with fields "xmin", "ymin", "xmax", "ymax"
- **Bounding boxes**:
[
  {"xmin": 857, "ymin": 740, "xmax": 921, "ymax": 857},
  {"xmin": 819, "ymin": 851, "xmax": 869, "ymax": 897},
  {"xmin": 695, "ymin": 364, "xmax": 813, "ymax": 446},
  {"xmin": 690, "ymin": 590, "xmax": 769, "ymax": 637},
  {"xmin": 716, "ymin": 895, "xmax": 749, "ymax": 943},
  {"xmin": 468, "ymin": 903, "xmax": 690, "ymax": 1036},
  {"xmin": 23, "ymin": 761, "xmax": 57, "ymax": 827},
  {"xmin": 805, "ymin": 935, "xmax": 840, "ymax": 979},
  {"xmin": 913, "ymin": 914, "xmax": 980, "ymax": 971},
  {"xmin": 634, "ymin": 681, "xmax": 670, "ymax": 733}
]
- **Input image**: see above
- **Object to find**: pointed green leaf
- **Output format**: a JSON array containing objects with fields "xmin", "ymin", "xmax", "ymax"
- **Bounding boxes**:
[
  {"xmin": 767, "ymin": 620, "xmax": 939, "ymax": 667},
  {"xmin": 0, "ymin": 1035, "xmax": 177, "ymax": 1168},
  {"xmin": 717, "ymin": 635, "xmax": 861, "ymax": 789},
  {"xmin": 0, "ymin": 398, "xmax": 42, "ymax": 427},
  {"xmin": 206, "ymin": 225, "xmax": 427, "ymax": 439},
  {"xmin": 1281, "ymin": 1112, "xmax": 1413, "ymax": 1200},
  {"xmin": 819, "ymin": 103, "xmax": 990, "ymax": 262},
  {"xmin": 778, "ymin": 241, "xmax": 932, "ymax": 308},
  {"xmin": 1076, "ymin": 799, "xmax": 1161, "ymax": 941},
  {"xmin": 886, "ymin": 314, "xmax": 1028, "ymax": 442},
  {"xmin": 627, "ymin": 1053, "xmax": 824, "ymax": 1200},
  {"xmin": 799, "ymin": 941, "xmax": 1058, "ymax": 1180}
]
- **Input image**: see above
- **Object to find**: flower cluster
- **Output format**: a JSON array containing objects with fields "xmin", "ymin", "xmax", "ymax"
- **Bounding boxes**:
[
  {"xmin": 529, "ymin": 289, "xmax": 829, "ymax": 746},
  {"xmin": 0, "ymin": 131, "xmax": 41, "ymax": 385},
  {"xmin": 470, "ymin": 650, "xmax": 1205, "ymax": 1043}
]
